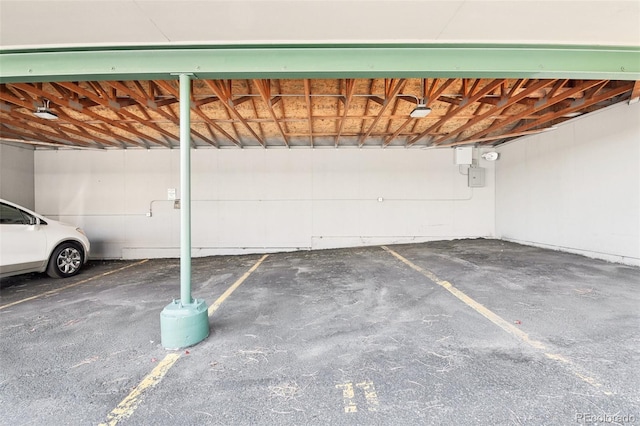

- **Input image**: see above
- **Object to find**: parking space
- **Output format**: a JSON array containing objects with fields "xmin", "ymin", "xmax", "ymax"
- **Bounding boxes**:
[{"xmin": 1, "ymin": 239, "xmax": 638, "ymax": 425}]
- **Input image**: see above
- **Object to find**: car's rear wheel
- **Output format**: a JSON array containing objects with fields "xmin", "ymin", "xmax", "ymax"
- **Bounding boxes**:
[{"xmin": 47, "ymin": 242, "xmax": 84, "ymax": 278}]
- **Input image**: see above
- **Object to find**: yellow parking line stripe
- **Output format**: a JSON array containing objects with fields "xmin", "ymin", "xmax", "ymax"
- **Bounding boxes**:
[
  {"xmin": 381, "ymin": 246, "xmax": 610, "ymax": 393},
  {"xmin": 100, "ymin": 254, "xmax": 269, "ymax": 425},
  {"xmin": 99, "ymin": 353, "xmax": 181, "ymax": 426},
  {"xmin": 207, "ymin": 254, "xmax": 268, "ymax": 317},
  {"xmin": 0, "ymin": 259, "xmax": 149, "ymax": 311}
]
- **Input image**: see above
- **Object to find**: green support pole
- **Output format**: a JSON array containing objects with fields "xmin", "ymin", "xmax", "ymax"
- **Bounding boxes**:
[
  {"xmin": 179, "ymin": 72, "xmax": 193, "ymax": 307},
  {"xmin": 160, "ymin": 73, "xmax": 209, "ymax": 349}
]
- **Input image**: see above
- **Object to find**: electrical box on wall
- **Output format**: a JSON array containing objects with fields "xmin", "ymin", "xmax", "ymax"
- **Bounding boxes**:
[
  {"xmin": 468, "ymin": 167, "xmax": 485, "ymax": 187},
  {"xmin": 167, "ymin": 188, "xmax": 176, "ymax": 201},
  {"xmin": 455, "ymin": 147, "xmax": 473, "ymax": 165}
]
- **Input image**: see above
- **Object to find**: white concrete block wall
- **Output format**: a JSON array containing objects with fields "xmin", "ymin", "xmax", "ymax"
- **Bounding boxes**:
[
  {"xmin": 34, "ymin": 148, "xmax": 495, "ymax": 259},
  {"xmin": 0, "ymin": 143, "xmax": 35, "ymax": 209},
  {"xmin": 496, "ymin": 101, "xmax": 640, "ymax": 266}
]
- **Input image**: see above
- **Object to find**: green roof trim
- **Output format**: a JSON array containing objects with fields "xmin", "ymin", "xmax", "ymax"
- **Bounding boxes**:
[{"xmin": 1, "ymin": 43, "xmax": 638, "ymax": 83}]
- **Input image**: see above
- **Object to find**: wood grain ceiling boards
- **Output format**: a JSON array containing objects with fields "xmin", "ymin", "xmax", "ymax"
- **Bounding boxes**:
[{"xmin": 0, "ymin": 78, "xmax": 635, "ymax": 150}]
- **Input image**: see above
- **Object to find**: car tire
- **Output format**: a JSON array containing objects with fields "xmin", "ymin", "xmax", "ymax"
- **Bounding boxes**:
[{"xmin": 47, "ymin": 242, "xmax": 84, "ymax": 278}]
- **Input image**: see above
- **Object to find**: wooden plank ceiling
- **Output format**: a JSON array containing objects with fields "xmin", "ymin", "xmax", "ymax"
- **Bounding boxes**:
[{"xmin": 0, "ymin": 78, "xmax": 635, "ymax": 150}]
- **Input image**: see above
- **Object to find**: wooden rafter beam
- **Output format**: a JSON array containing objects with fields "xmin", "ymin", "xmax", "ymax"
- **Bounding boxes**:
[
  {"xmin": 5, "ymin": 83, "xmax": 64, "ymax": 111},
  {"xmin": 231, "ymin": 95, "xmax": 253, "ymax": 106},
  {"xmin": 39, "ymin": 83, "xmax": 158, "ymax": 148},
  {"xmin": 284, "ymin": 131, "xmax": 443, "ymax": 138},
  {"xmin": 87, "ymin": 81, "xmax": 110, "ymax": 100},
  {"xmin": 359, "ymin": 80, "xmax": 376, "ymax": 135},
  {"xmin": 546, "ymin": 79, "xmax": 569, "ymax": 99},
  {"xmin": 253, "ymin": 79, "xmax": 289, "ymax": 147},
  {"xmin": 200, "ymin": 114, "xmax": 520, "ymax": 123},
  {"xmin": 205, "ymin": 79, "xmax": 264, "ymax": 147},
  {"xmin": 407, "ymin": 78, "xmax": 503, "ymax": 147},
  {"xmin": 133, "ymin": 80, "xmax": 151, "ymax": 99},
  {"xmin": 134, "ymin": 103, "xmax": 153, "ymax": 121},
  {"xmin": 220, "ymin": 98, "xmax": 243, "ymax": 146},
  {"xmin": 383, "ymin": 78, "xmax": 456, "ymax": 147},
  {"xmin": 482, "ymin": 78, "xmax": 529, "ymax": 128},
  {"xmin": 0, "ymin": 126, "xmax": 32, "ymax": 140},
  {"xmin": 464, "ymin": 80, "xmax": 612, "ymax": 142},
  {"xmin": 1, "ymin": 77, "xmax": 634, "ymax": 150},
  {"xmin": 274, "ymin": 80, "xmax": 289, "ymax": 146},
  {"xmin": 47, "ymin": 86, "xmax": 153, "ymax": 147},
  {"xmin": 304, "ymin": 79, "xmax": 314, "ymax": 147},
  {"xmin": 200, "ymin": 123, "xmax": 220, "ymax": 147},
  {"xmin": 55, "ymin": 82, "xmax": 174, "ymax": 147},
  {"xmin": 107, "ymin": 81, "xmax": 156, "ymax": 109},
  {"xmin": 104, "ymin": 81, "xmax": 210, "ymax": 148},
  {"xmin": 112, "ymin": 81, "xmax": 155, "ymax": 124},
  {"xmin": 431, "ymin": 79, "xmax": 557, "ymax": 146},
  {"xmin": 0, "ymin": 87, "xmax": 45, "ymax": 110},
  {"xmin": 154, "ymin": 80, "xmax": 239, "ymax": 148},
  {"xmin": 630, "ymin": 80, "xmax": 640, "ymax": 103},
  {"xmin": 16, "ymin": 110, "xmax": 122, "ymax": 148},
  {"xmin": 383, "ymin": 86, "xmax": 405, "ymax": 142},
  {"xmin": 1, "ymin": 114, "xmax": 98, "ymax": 148},
  {"xmin": 245, "ymin": 79, "xmax": 266, "ymax": 143},
  {"xmin": 358, "ymin": 78, "xmax": 406, "ymax": 147},
  {"xmin": 105, "ymin": 81, "xmax": 208, "ymax": 148},
  {"xmin": 1, "ymin": 85, "xmax": 31, "ymax": 107},
  {"xmin": 1, "ymin": 85, "xmax": 133, "ymax": 148},
  {"xmin": 428, "ymin": 78, "xmax": 457, "ymax": 103},
  {"xmin": 47, "ymin": 82, "xmax": 70, "ymax": 99},
  {"xmin": 437, "ymin": 96, "xmax": 463, "ymax": 106},
  {"xmin": 335, "ymin": 79, "xmax": 355, "ymax": 148},
  {"xmin": 72, "ymin": 122, "xmax": 100, "ymax": 142},
  {"xmin": 367, "ymin": 97, "xmax": 385, "ymax": 106},
  {"xmin": 506, "ymin": 82, "xmax": 633, "ymax": 136},
  {"xmin": 193, "ymin": 96, "xmax": 219, "ymax": 107},
  {"xmin": 382, "ymin": 117, "xmax": 412, "ymax": 147},
  {"xmin": 2, "ymin": 124, "xmax": 85, "ymax": 149},
  {"xmin": 0, "ymin": 132, "xmax": 99, "ymax": 150},
  {"xmin": 585, "ymin": 80, "xmax": 610, "ymax": 99}
]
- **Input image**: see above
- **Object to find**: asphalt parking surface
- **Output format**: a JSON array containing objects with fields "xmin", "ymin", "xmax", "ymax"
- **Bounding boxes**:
[{"xmin": 1, "ymin": 239, "xmax": 639, "ymax": 425}]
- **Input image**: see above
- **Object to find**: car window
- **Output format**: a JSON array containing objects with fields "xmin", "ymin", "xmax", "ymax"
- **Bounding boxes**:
[{"xmin": 0, "ymin": 203, "xmax": 32, "ymax": 225}]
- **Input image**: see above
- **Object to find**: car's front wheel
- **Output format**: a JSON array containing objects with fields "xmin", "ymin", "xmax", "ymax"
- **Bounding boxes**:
[{"xmin": 47, "ymin": 242, "xmax": 84, "ymax": 278}]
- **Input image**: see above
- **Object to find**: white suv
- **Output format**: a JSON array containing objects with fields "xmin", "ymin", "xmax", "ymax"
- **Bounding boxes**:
[{"xmin": 0, "ymin": 199, "xmax": 90, "ymax": 279}]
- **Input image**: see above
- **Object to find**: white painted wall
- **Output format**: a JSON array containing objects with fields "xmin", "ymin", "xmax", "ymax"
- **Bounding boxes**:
[
  {"xmin": 496, "ymin": 101, "xmax": 640, "ymax": 266},
  {"xmin": 29, "ymin": 100, "xmax": 640, "ymax": 266},
  {"xmin": 0, "ymin": 143, "xmax": 34, "ymax": 209},
  {"xmin": 34, "ymin": 149, "xmax": 495, "ymax": 259}
]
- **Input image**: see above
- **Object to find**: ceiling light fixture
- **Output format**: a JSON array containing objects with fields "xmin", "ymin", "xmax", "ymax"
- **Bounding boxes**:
[
  {"xmin": 33, "ymin": 99, "xmax": 58, "ymax": 120},
  {"xmin": 481, "ymin": 151, "xmax": 500, "ymax": 161},
  {"xmin": 410, "ymin": 102, "xmax": 431, "ymax": 118}
]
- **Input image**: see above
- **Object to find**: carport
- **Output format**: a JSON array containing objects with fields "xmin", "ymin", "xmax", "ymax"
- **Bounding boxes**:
[{"xmin": 1, "ymin": 1, "xmax": 639, "ymax": 425}]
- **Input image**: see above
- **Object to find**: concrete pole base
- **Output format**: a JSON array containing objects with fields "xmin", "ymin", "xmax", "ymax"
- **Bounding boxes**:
[{"xmin": 160, "ymin": 298, "xmax": 209, "ymax": 349}]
